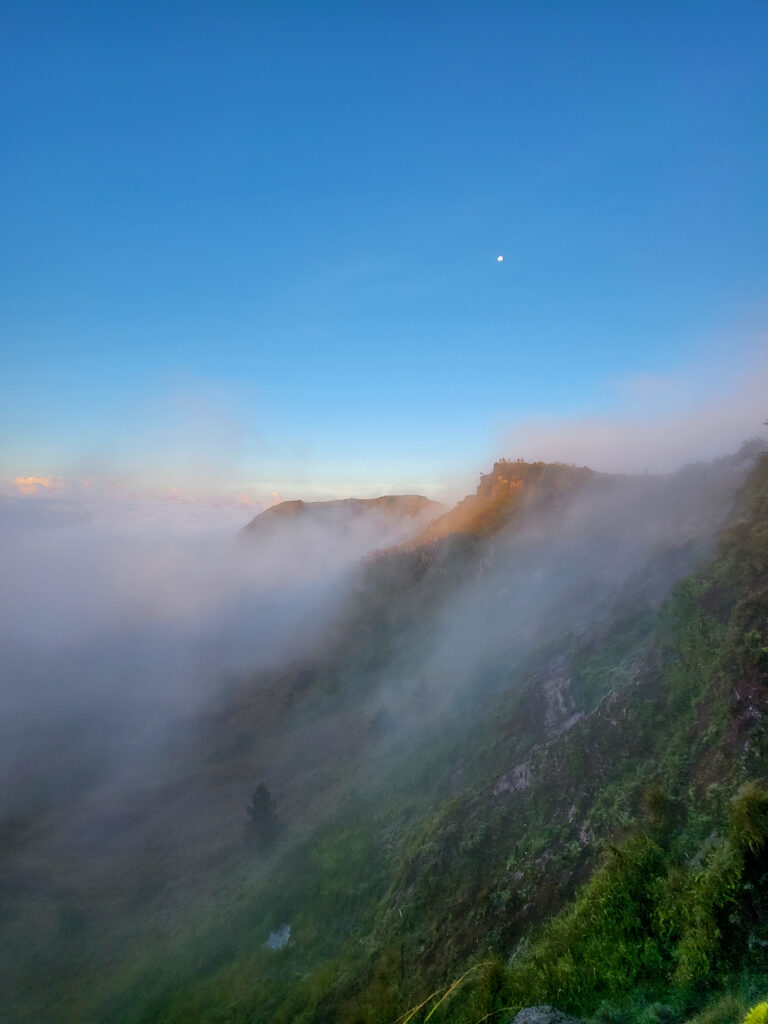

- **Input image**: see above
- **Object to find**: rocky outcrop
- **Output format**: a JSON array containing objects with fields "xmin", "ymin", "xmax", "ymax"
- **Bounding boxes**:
[
  {"xmin": 506, "ymin": 1006, "xmax": 580, "ymax": 1024},
  {"xmin": 494, "ymin": 760, "xmax": 532, "ymax": 795},
  {"xmin": 406, "ymin": 461, "xmax": 595, "ymax": 545}
]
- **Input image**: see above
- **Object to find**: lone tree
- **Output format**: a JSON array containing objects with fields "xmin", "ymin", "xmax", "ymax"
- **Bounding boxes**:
[{"xmin": 246, "ymin": 782, "xmax": 280, "ymax": 850}]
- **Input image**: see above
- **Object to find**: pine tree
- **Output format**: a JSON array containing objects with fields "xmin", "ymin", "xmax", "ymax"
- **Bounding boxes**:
[{"xmin": 246, "ymin": 783, "xmax": 280, "ymax": 850}]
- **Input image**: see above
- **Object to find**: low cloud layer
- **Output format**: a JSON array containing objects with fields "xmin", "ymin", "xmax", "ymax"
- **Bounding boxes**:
[
  {"xmin": 501, "ymin": 355, "xmax": 768, "ymax": 474},
  {"xmin": 0, "ymin": 490, "xmax": 438, "ymax": 805},
  {"xmin": 1, "ymin": 428, "xmax": 764, "ymax": 1023}
]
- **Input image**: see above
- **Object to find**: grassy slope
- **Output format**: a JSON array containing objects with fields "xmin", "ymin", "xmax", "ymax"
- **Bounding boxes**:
[
  {"xmin": 3, "ymin": 456, "xmax": 766, "ymax": 1023},
  {"xmin": 82, "ymin": 455, "xmax": 767, "ymax": 1024}
]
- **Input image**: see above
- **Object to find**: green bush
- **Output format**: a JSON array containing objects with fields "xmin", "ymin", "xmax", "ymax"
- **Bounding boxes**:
[
  {"xmin": 246, "ymin": 782, "xmax": 280, "ymax": 850},
  {"xmin": 684, "ymin": 992, "xmax": 745, "ymax": 1024},
  {"xmin": 729, "ymin": 782, "xmax": 768, "ymax": 853},
  {"xmin": 744, "ymin": 1003, "xmax": 768, "ymax": 1024}
]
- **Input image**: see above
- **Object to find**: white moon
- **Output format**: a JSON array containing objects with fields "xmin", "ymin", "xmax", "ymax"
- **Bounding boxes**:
[{"xmin": 497, "ymin": 255, "xmax": 504, "ymax": 262}]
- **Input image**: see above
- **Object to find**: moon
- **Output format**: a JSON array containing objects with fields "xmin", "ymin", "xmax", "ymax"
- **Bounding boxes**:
[{"xmin": 497, "ymin": 255, "xmax": 504, "ymax": 262}]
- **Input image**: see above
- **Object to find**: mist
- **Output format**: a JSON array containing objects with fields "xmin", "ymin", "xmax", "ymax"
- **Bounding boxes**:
[
  {"xmin": 1, "ymin": 438, "xmax": 764, "ymax": 1022},
  {"xmin": 423, "ymin": 461, "xmax": 752, "ymax": 705},
  {"xmin": 3, "ymin": 438, "xmax": 759, "ymax": 812},
  {"xmin": 345, "ymin": 443, "xmax": 763, "ymax": 743},
  {"xmin": 501, "ymin": 351, "xmax": 768, "ymax": 474},
  {"xmin": 0, "ymin": 490, "xmax": 440, "ymax": 808}
]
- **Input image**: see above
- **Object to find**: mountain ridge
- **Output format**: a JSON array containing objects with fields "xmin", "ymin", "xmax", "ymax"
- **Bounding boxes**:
[
  {"xmin": 240, "ymin": 493, "xmax": 444, "ymax": 539},
  {"xmin": 404, "ymin": 460, "xmax": 597, "ymax": 546},
  {"xmin": 1, "ymin": 446, "xmax": 766, "ymax": 1024}
]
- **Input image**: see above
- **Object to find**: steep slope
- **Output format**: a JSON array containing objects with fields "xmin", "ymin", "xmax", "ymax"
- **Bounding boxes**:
[
  {"xmin": 407, "ymin": 460, "xmax": 596, "ymax": 543},
  {"xmin": 135, "ymin": 453, "xmax": 766, "ymax": 1024},
  {"xmin": 1, "ymin": 449, "xmax": 765, "ymax": 1024},
  {"xmin": 121, "ymin": 452, "xmax": 767, "ymax": 1023}
]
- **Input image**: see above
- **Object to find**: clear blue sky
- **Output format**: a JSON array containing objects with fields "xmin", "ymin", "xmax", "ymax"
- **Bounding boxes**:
[{"xmin": 2, "ymin": 1, "xmax": 766, "ymax": 497}]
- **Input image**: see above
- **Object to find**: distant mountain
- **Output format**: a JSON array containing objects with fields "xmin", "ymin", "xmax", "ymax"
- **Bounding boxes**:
[
  {"xmin": 3, "ymin": 447, "xmax": 767, "ymax": 1024},
  {"xmin": 239, "ymin": 494, "xmax": 444, "ymax": 541}
]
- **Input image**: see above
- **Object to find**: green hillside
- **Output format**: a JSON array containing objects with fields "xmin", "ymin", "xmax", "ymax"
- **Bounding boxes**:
[{"xmin": 2, "ymin": 450, "xmax": 767, "ymax": 1024}]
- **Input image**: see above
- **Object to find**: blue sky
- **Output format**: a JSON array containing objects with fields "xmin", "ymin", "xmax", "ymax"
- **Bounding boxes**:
[{"xmin": 1, "ymin": 1, "xmax": 766, "ymax": 499}]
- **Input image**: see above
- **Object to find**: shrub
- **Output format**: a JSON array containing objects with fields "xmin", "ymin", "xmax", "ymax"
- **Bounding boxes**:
[
  {"xmin": 744, "ymin": 1004, "xmax": 768, "ymax": 1024},
  {"xmin": 246, "ymin": 783, "xmax": 280, "ymax": 850},
  {"xmin": 685, "ymin": 993, "xmax": 745, "ymax": 1024},
  {"xmin": 639, "ymin": 1004, "xmax": 678, "ymax": 1024},
  {"xmin": 729, "ymin": 783, "xmax": 768, "ymax": 854}
]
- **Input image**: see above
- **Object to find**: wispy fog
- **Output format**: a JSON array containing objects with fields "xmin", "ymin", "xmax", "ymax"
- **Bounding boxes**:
[
  {"xmin": 407, "ymin": 451, "xmax": 760, "ymax": 711},
  {"xmin": 0, "ymin": 491, "xmax": 438, "ymax": 806},
  {"xmin": 1, "ymin": 436, "xmax": 763, "ymax": 816},
  {"xmin": 501, "ymin": 353, "xmax": 768, "ymax": 473},
  {"xmin": 1, "ymin": 439, "xmax": 764, "ymax": 1022}
]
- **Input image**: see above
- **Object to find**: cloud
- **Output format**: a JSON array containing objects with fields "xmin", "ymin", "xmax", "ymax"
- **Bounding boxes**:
[
  {"xmin": 501, "ymin": 356, "xmax": 768, "ymax": 474},
  {"xmin": 0, "ymin": 487, "xmax": 439, "ymax": 793},
  {"xmin": 2, "ymin": 473, "xmax": 268, "ymax": 514},
  {"xmin": 10, "ymin": 475, "xmax": 64, "ymax": 496}
]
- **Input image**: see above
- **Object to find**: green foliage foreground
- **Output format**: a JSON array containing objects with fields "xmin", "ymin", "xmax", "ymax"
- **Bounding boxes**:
[
  {"xmin": 387, "ymin": 784, "xmax": 768, "ymax": 1024},
  {"xmin": 5, "ymin": 456, "xmax": 767, "ymax": 1024},
  {"xmin": 501, "ymin": 783, "xmax": 768, "ymax": 1019}
]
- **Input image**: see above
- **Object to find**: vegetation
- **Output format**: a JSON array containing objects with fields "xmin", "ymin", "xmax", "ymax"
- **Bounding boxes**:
[
  {"xmin": 2, "ymin": 451, "xmax": 767, "ymax": 1022},
  {"xmin": 744, "ymin": 1004, "xmax": 768, "ymax": 1024},
  {"xmin": 246, "ymin": 782, "xmax": 280, "ymax": 850}
]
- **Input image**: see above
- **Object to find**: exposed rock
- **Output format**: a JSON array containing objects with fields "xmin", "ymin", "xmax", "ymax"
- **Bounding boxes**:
[
  {"xmin": 542, "ymin": 674, "xmax": 571, "ymax": 732},
  {"xmin": 506, "ymin": 1006, "xmax": 580, "ymax": 1024},
  {"xmin": 578, "ymin": 822, "xmax": 594, "ymax": 846},
  {"xmin": 554, "ymin": 712, "xmax": 584, "ymax": 736},
  {"xmin": 264, "ymin": 924, "xmax": 291, "ymax": 950},
  {"xmin": 406, "ymin": 462, "xmax": 595, "ymax": 545},
  {"xmin": 494, "ymin": 760, "xmax": 532, "ymax": 795}
]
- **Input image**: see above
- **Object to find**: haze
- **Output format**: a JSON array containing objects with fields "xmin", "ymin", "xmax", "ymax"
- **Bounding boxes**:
[{"xmin": 2, "ymin": 2, "xmax": 768, "ymax": 1021}]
